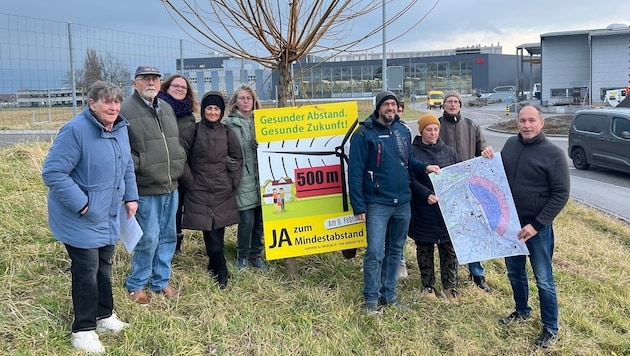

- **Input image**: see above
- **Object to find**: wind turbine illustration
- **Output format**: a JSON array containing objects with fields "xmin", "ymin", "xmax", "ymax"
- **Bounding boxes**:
[{"xmin": 261, "ymin": 117, "xmax": 359, "ymax": 212}]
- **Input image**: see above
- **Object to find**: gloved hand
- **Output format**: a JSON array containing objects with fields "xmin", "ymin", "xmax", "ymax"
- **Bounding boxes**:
[{"xmin": 226, "ymin": 156, "xmax": 240, "ymax": 171}]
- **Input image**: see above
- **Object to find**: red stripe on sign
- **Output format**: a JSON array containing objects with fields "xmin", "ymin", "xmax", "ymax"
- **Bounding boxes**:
[{"xmin": 294, "ymin": 165, "xmax": 343, "ymax": 198}]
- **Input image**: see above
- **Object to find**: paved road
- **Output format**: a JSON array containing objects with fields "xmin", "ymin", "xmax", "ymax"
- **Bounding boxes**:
[
  {"xmin": 0, "ymin": 130, "xmax": 57, "ymax": 149},
  {"xmin": 405, "ymin": 101, "xmax": 630, "ymax": 223}
]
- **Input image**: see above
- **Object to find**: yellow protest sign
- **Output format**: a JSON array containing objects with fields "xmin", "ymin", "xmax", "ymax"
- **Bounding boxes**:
[{"xmin": 254, "ymin": 102, "xmax": 366, "ymax": 260}]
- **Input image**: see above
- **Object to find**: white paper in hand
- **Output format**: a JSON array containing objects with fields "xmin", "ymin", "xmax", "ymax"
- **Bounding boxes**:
[{"xmin": 119, "ymin": 204, "xmax": 143, "ymax": 253}]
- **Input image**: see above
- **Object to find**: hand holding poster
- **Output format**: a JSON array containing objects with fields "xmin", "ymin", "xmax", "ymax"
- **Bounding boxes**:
[{"xmin": 429, "ymin": 154, "xmax": 529, "ymax": 264}]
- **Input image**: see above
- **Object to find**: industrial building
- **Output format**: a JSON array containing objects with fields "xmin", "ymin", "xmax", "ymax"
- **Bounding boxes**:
[
  {"xmin": 540, "ymin": 24, "xmax": 630, "ymax": 106},
  {"xmin": 179, "ymin": 45, "xmax": 526, "ymax": 101}
]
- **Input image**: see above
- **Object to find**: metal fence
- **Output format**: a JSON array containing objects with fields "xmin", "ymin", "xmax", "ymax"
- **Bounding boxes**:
[{"xmin": 0, "ymin": 13, "xmax": 211, "ymax": 106}]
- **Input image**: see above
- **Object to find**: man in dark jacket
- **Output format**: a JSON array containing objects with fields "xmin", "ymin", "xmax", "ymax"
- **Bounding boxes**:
[
  {"xmin": 499, "ymin": 105, "xmax": 570, "ymax": 349},
  {"xmin": 439, "ymin": 90, "xmax": 494, "ymax": 292},
  {"xmin": 348, "ymin": 91, "xmax": 439, "ymax": 315},
  {"xmin": 122, "ymin": 66, "xmax": 186, "ymax": 305}
]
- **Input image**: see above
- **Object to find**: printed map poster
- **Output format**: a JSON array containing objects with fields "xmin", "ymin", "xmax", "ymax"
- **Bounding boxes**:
[
  {"xmin": 254, "ymin": 102, "xmax": 366, "ymax": 260},
  {"xmin": 429, "ymin": 154, "xmax": 529, "ymax": 264}
]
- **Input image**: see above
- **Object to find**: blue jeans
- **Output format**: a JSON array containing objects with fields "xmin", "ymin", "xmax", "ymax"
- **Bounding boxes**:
[
  {"xmin": 236, "ymin": 205, "xmax": 264, "ymax": 259},
  {"xmin": 65, "ymin": 244, "xmax": 115, "ymax": 332},
  {"xmin": 126, "ymin": 190, "xmax": 178, "ymax": 292},
  {"xmin": 505, "ymin": 224, "xmax": 558, "ymax": 333},
  {"xmin": 468, "ymin": 261, "xmax": 485, "ymax": 277},
  {"xmin": 363, "ymin": 202, "xmax": 411, "ymax": 304}
]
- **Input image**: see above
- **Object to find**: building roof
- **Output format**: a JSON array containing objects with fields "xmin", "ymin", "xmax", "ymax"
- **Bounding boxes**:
[
  {"xmin": 516, "ymin": 43, "xmax": 541, "ymax": 56},
  {"xmin": 542, "ymin": 24, "xmax": 629, "ymax": 38}
]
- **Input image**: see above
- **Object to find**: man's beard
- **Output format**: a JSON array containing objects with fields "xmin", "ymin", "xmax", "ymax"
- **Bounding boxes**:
[
  {"xmin": 381, "ymin": 113, "xmax": 395, "ymax": 125},
  {"xmin": 140, "ymin": 88, "xmax": 157, "ymax": 101}
]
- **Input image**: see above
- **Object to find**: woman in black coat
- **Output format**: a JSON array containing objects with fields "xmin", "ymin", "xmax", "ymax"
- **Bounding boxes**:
[
  {"xmin": 408, "ymin": 114, "xmax": 461, "ymax": 302},
  {"xmin": 179, "ymin": 91, "xmax": 242, "ymax": 288}
]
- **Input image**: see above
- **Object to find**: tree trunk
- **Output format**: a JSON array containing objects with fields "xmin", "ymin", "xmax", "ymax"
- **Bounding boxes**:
[
  {"xmin": 277, "ymin": 57, "xmax": 294, "ymax": 108},
  {"xmin": 276, "ymin": 58, "xmax": 300, "ymax": 281}
]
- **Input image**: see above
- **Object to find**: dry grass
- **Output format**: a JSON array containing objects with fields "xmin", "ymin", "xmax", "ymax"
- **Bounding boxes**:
[
  {"xmin": 490, "ymin": 115, "xmax": 573, "ymax": 135},
  {"xmin": 1, "ymin": 143, "xmax": 629, "ymax": 355},
  {"xmin": 0, "ymin": 107, "xmax": 74, "ymax": 130}
]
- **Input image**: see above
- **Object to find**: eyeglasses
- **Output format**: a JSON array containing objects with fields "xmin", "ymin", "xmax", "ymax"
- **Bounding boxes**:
[
  {"xmin": 137, "ymin": 75, "xmax": 160, "ymax": 82},
  {"xmin": 170, "ymin": 84, "xmax": 188, "ymax": 90},
  {"xmin": 238, "ymin": 96, "xmax": 253, "ymax": 101},
  {"xmin": 444, "ymin": 100, "xmax": 460, "ymax": 105}
]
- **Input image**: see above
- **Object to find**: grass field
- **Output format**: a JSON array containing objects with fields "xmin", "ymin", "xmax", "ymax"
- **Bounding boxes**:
[
  {"xmin": 0, "ymin": 107, "xmax": 75, "ymax": 130},
  {"xmin": 1, "ymin": 142, "xmax": 629, "ymax": 355}
]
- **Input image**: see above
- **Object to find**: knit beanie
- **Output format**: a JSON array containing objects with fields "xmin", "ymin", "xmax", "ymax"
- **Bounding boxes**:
[
  {"xmin": 375, "ymin": 90, "xmax": 399, "ymax": 110},
  {"xmin": 443, "ymin": 90, "xmax": 463, "ymax": 105},
  {"xmin": 417, "ymin": 113, "xmax": 440, "ymax": 133},
  {"xmin": 201, "ymin": 91, "xmax": 226, "ymax": 118}
]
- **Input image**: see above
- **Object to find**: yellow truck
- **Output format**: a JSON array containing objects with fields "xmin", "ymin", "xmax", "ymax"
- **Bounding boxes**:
[{"xmin": 426, "ymin": 90, "xmax": 444, "ymax": 109}]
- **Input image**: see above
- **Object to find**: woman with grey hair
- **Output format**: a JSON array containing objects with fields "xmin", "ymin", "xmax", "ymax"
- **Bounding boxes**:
[{"xmin": 42, "ymin": 81, "xmax": 138, "ymax": 353}]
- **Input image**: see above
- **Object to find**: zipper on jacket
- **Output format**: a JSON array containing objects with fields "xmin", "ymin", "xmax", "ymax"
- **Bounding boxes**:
[{"xmin": 154, "ymin": 110, "xmax": 173, "ymax": 188}]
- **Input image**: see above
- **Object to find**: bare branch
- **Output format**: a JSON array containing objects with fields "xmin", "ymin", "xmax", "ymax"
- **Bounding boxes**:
[{"xmin": 161, "ymin": 0, "xmax": 438, "ymax": 106}]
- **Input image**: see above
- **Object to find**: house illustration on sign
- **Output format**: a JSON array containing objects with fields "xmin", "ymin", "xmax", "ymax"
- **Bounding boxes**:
[{"xmin": 262, "ymin": 177, "xmax": 294, "ymax": 206}]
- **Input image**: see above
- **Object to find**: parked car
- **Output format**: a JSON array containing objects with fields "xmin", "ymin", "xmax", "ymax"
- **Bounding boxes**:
[
  {"xmin": 426, "ymin": 90, "xmax": 444, "ymax": 109},
  {"xmin": 568, "ymin": 108, "xmax": 630, "ymax": 174}
]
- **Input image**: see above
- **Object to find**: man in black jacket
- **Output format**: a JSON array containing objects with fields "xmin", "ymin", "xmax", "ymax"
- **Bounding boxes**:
[{"xmin": 499, "ymin": 105, "xmax": 570, "ymax": 349}]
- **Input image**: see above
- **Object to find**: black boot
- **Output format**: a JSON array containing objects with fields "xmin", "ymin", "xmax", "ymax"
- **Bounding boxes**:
[
  {"xmin": 175, "ymin": 233, "xmax": 184, "ymax": 253},
  {"xmin": 203, "ymin": 229, "xmax": 227, "ymax": 289},
  {"xmin": 473, "ymin": 275, "xmax": 492, "ymax": 292},
  {"xmin": 216, "ymin": 268, "xmax": 228, "ymax": 289},
  {"xmin": 341, "ymin": 248, "xmax": 357, "ymax": 259}
]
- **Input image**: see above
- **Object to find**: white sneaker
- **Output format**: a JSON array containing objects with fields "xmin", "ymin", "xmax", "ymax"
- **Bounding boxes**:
[
  {"xmin": 397, "ymin": 262, "xmax": 409, "ymax": 279},
  {"xmin": 96, "ymin": 313, "xmax": 129, "ymax": 333},
  {"xmin": 71, "ymin": 330, "xmax": 105, "ymax": 353}
]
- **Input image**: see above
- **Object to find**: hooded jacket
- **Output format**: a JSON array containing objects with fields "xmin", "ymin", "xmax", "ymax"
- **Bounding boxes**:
[
  {"xmin": 179, "ymin": 119, "xmax": 243, "ymax": 231},
  {"xmin": 225, "ymin": 110, "xmax": 261, "ymax": 211},
  {"xmin": 42, "ymin": 106, "xmax": 138, "ymax": 249},
  {"xmin": 348, "ymin": 112, "xmax": 427, "ymax": 215},
  {"xmin": 408, "ymin": 136, "xmax": 461, "ymax": 244}
]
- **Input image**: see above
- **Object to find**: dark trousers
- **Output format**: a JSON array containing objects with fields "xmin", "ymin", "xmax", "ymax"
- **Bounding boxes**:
[
  {"xmin": 415, "ymin": 241, "xmax": 459, "ymax": 289},
  {"xmin": 236, "ymin": 205, "xmax": 264, "ymax": 259},
  {"xmin": 65, "ymin": 244, "xmax": 115, "ymax": 332},
  {"xmin": 203, "ymin": 228, "xmax": 227, "ymax": 283},
  {"xmin": 176, "ymin": 189, "xmax": 185, "ymax": 235}
]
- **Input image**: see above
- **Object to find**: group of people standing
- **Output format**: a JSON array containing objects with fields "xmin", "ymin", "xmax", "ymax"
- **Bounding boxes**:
[
  {"xmin": 41, "ymin": 72, "xmax": 569, "ymax": 352},
  {"xmin": 42, "ymin": 66, "xmax": 267, "ymax": 353},
  {"xmin": 348, "ymin": 90, "xmax": 569, "ymax": 349}
]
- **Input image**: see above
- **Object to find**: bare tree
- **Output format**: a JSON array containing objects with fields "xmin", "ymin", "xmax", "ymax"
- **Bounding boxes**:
[
  {"xmin": 82, "ymin": 48, "xmax": 103, "ymax": 91},
  {"xmin": 162, "ymin": 0, "xmax": 436, "ymax": 107},
  {"xmin": 100, "ymin": 52, "xmax": 131, "ymax": 91},
  {"xmin": 64, "ymin": 49, "xmax": 131, "ymax": 94}
]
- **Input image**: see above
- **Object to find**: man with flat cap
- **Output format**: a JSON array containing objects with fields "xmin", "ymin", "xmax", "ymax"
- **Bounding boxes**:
[
  {"xmin": 122, "ymin": 66, "xmax": 186, "ymax": 305},
  {"xmin": 349, "ymin": 90, "xmax": 439, "ymax": 315}
]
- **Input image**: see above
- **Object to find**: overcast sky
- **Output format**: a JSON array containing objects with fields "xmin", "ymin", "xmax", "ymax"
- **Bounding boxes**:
[{"xmin": 3, "ymin": 0, "xmax": 630, "ymax": 55}]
